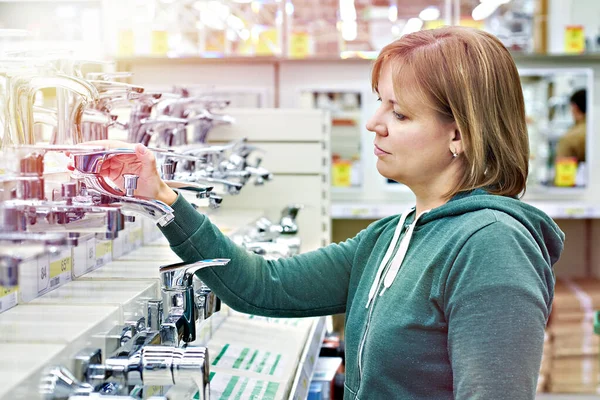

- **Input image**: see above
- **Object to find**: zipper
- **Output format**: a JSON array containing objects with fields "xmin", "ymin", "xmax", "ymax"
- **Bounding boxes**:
[{"xmin": 355, "ymin": 225, "xmax": 406, "ymax": 398}]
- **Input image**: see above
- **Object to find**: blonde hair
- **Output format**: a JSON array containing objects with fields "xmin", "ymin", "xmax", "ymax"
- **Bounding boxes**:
[{"xmin": 372, "ymin": 26, "xmax": 529, "ymax": 198}]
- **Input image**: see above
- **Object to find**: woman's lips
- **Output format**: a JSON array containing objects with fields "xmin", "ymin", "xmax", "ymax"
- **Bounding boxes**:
[{"xmin": 374, "ymin": 144, "xmax": 390, "ymax": 156}]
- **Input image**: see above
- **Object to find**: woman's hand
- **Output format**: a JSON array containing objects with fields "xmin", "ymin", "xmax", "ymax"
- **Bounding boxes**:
[{"xmin": 76, "ymin": 140, "xmax": 178, "ymax": 206}]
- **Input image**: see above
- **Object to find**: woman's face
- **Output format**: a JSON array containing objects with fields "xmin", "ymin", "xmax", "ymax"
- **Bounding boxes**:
[{"xmin": 366, "ymin": 62, "xmax": 460, "ymax": 188}]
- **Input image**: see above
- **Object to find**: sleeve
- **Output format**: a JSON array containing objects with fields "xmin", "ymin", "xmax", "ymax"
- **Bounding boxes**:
[
  {"xmin": 159, "ymin": 193, "xmax": 363, "ymax": 318},
  {"xmin": 555, "ymin": 130, "xmax": 576, "ymax": 159},
  {"xmin": 443, "ymin": 221, "xmax": 554, "ymax": 400}
]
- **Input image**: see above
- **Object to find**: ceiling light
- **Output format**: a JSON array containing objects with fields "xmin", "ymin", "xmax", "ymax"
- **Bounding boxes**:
[
  {"xmin": 388, "ymin": 5, "xmax": 398, "ymax": 23},
  {"xmin": 472, "ymin": 0, "xmax": 510, "ymax": 21},
  {"xmin": 419, "ymin": 6, "xmax": 440, "ymax": 21},
  {"xmin": 341, "ymin": 20, "xmax": 358, "ymax": 41},
  {"xmin": 401, "ymin": 18, "xmax": 423, "ymax": 36}
]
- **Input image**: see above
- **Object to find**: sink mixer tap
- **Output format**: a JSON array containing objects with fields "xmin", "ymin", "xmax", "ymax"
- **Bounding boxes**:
[
  {"xmin": 71, "ymin": 148, "xmax": 175, "ymax": 227},
  {"xmin": 159, "ymin": 259, "xmax": 230, "ymax": 346},
  {"xmin": 40, "ymin": 345, "xmax": 210, "ymax": 400}
]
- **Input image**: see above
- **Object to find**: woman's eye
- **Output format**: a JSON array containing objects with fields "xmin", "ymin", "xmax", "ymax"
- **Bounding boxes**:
[
  {"xmin": 376, "ymin": 97, "xmax": 382, "ymax": 102},
  {"xmin": 393, "ymin": 111, "xmax": 406, "ymax": 121}
]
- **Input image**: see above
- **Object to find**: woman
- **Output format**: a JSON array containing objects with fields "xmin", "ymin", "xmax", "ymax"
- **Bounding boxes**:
[{"xmin": 90, "ymin": 26, "xmax": 563, "ymax": 399}]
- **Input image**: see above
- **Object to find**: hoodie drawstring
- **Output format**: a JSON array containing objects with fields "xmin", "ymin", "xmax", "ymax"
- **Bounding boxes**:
[
  {"xmin": 366, "ymin": 208, "xmax": 430, "ymax": 308},
  {"xmin": 365, "ymin": 208, "xmax": 414, "ymax": 308},
  {"xmin": 379, "ymin": 210, "xmax": 429, "ymax": 296}
]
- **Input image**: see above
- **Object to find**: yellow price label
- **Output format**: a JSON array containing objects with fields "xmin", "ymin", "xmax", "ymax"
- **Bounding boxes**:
[
  {"xmin": 96, "ymin": 241, "xmax": 113, "ymax": 259},
  {"xmin": 332, "ymin": 162, "xmax": 352, "ymax": 187},
  {"xmin": 151, "ymin": 30, "xmax": 169, "ymax": 56},
  {"xmin": 50, "ymin": 257, "xmax": 72, "ymax": 278},
  {"xmin": 128, "ymin": 228, "xmax": 143, "ymax": 244},
  {"xmin": 565, "ymin": 25, "xmax": 585, "ymax": 54},
  {"xmin": 289, "ymin": 32, "xmax": 310, "ymax": 58},
  {"xmin": 118, "ymin": 30, "xmax": 135, "ymax": 57},
  {"xmin": 554, "ymin": 157, "xmax": 578, "ymax": 187},
  {"xmin": 145, "ymin": 386, "xmax": 162, "ymax": 397},
  {"xmin": 257, "ymin": 28, "xmax": 279, "ymax": 56},
  {"xmin": 0, "ymin": 285, "xmax": 17, "ymax": 297}
]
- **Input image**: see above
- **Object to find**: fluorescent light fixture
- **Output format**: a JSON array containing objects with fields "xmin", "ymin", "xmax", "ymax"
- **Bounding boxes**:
[
  {"xmin": 472, "ymin": 0, "xmax": 510, "ymax": 21},
  {"xmin": 341, "ymin": 20, "xmax": 358, "ymax": 41},
  {"xmin": 401, "ymin": 18, "xmax": 424, "ymax": 36},
  {"xmin": 340, "ymin": 0, "xmax": 357, "ymax": 21},
  {"xmin": 388, "ymin": 5, "xmax": 398, "ymax": 22},
  {"xmin": 285, "ymin": 2, "xmax": 295, "ymax": 15},
  {"xmin": 419, "ymin": 6, "xmax": 440, "ymax": 21}
]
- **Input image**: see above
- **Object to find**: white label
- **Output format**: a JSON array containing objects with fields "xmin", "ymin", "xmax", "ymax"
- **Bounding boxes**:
[
  {"xmin": 18, "ymin": 258, "xmax": 41, "ymax": 303},
  {"xmin": 72, "ymin": 238, "xmax": 89, "ymax": 277},
  {"xmin": 86, "ymin": 238, "xmax": 96, "ymax": 270},
  {"xmin": 37, "ymin": 255, "xmax": 50, "ymax": 294},
  {"xmin": 112, "ymin": 234, "xmax": 124, "ymax": 259}
]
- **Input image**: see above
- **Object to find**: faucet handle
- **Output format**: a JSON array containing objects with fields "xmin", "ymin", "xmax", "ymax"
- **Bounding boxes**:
[
  {"xmin": 39, "ymin": 365, "xmax": 95, "ymax": 400},
  {"xmin": 160, "ymin": 259, "xmax": 230, "ymax": 290},
  {"xmin": 61, "ymin": 182, "xmax": 78, "ymax": 202},
  {"xmin": 161, "ymin": 162, "xmax": 176, "ymax": 180},
  {"xmin": 123, "ymin": 174, "xmax": 139, "ymax": 197},
  {"xmin": 209, "ymin": 193, "xmax": 223, "ymax": 209}
]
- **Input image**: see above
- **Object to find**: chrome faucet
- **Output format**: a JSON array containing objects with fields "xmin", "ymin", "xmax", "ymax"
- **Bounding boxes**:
[
  {"xmin": 159, "ymin": 259, "xmax": 230, "ymax": 346},
  {"xmin": 41, "ymin": 345, "xmax": 210, "ymax": 400},
  {"xmin": 71, "ymin": 148, "xmax": 175, "ymax": 226},
  {"xmin": 8, "ymin": 73, "xmax": 99, "ymax": 146}
]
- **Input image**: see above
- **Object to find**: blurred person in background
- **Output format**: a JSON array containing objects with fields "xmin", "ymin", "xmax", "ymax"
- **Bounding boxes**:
[{"xmin": 556, "ymin": 89, "xmax": 587, "ymax": 163}]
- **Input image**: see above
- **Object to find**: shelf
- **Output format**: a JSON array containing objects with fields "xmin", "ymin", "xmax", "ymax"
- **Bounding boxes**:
[
  {"xmin": 331, "ymin": 201, "xmax": 600, "ymax": 220},
  {"xmin": 115, "ymin": 53, "xmax": 600, "ymax": 66}
]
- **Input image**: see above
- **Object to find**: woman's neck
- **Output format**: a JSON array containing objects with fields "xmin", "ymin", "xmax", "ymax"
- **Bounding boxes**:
[{"xmin": 410, "ymin": 167, "xmax": 460, "ymax": 215}]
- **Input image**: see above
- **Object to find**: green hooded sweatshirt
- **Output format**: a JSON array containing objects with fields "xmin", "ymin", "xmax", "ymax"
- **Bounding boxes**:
[{"xmin": 159, "ymin": 189, "xmax": 564, "ymax": 400}]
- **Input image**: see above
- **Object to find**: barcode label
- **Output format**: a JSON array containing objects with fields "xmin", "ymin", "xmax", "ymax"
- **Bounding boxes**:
[{"xmin": 50, "ymin": 277, "xmax": 60, "ymax": 287}]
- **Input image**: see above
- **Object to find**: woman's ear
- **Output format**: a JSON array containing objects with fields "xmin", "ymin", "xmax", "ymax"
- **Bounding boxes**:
[{"xmin": 449, "ymin": 123, "xmax": 463, "ymax": 155}]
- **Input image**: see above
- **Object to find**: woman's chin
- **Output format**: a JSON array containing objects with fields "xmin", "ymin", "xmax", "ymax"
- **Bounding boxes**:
[{"xmin": 376, "ymin": 162, "xmax": 398, "ymax": 182}]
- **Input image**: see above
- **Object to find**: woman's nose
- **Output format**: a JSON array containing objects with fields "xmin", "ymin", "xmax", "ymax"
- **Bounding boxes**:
[{"xmin": 366, "ymin": 115, "xmax": 387, "ymax": 136}]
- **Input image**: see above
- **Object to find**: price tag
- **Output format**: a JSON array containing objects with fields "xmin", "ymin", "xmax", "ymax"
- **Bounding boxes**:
[
  {"xmin": 128, "ymin": 227, "xmax": 143, "ymax": 251},
  {"xmin": 289, "ymin": 31, "xmax": 310, "ymax": 59},
  {"xmin": 37, "ymin": 255, "xmax": 50, "ymax": 294},
  {"xmin": 49, "ymin": 254, "xmax": 72, "ymax": 289},
  {"xmin": 555, "ymin": 157, "xmax": 578, "ymax": 187},
  {"xmin": 257, "ymin": 28, "xmax": 280, "ymax": 56},
  {"xmin": 118, "ymin": 30, "xmax": 135, "ymax": 56},
  {"xmin": 332, "ymin": 162, "xmax": 352, "ymax": 187},
  {"xmin": 0, "ymin": 285, "xmax": 18, "ymax": 313},
  {"xmin": 96, "ymin": 240, "xmax": 113, "ymax": 267},
  {"xmin": 565, "ymin": 25, "xmax": 585, "ymax": 54},
  {"xmin": 151, "ymin": 30, "xmax": 169, "ymax": 56},
  {"xmin": 112, "ymin": 233, "xmax": 124, "ymax": 259},
  {"xmin": 86, "ymin": 237, "xmax": 97, "ymax": 271}
]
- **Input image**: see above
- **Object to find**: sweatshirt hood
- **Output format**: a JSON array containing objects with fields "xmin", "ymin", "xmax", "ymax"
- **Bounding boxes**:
[{"xmin": 421, "ymin": 189, "xmax": 565, "ymax": 267}]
